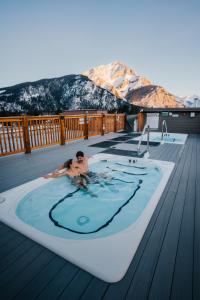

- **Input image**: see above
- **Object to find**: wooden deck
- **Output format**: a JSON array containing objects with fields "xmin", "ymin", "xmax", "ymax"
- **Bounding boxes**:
[{"xmin": 0, "ymin": 133, "xmax": 199, "ymax": 300}]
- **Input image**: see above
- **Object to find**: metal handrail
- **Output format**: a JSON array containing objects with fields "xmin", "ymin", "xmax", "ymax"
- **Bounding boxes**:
[
  {"xmin": 161, "ymin": 120, "xmax": 168, "ymax": 141},
  {"xmin": 137, "ymin": 124, "xmax": 150, "ymax": 156}
]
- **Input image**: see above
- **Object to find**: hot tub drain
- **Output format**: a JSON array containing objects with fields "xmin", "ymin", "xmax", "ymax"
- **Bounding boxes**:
[{"xmin": 77, "ymin": 216, "xmax": 90, "ymax": 226}]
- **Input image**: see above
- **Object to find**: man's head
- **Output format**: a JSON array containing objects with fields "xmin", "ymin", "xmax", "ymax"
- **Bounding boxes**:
[
  {"xmin": 63, "ymin": 159, "xmax": 73, "ymax": 169},
  {"xmin": 76, "ymin": 151, "xmax": 84, "ymax": 163}
]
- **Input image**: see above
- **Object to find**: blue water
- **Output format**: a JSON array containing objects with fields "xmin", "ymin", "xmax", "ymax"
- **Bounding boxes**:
[
  {"xmin": 153, "ymin": 136, "xmax": 181, "ymax": 143},
  {"xmin": 16, "ymin": 159, "xmax": 163, "ymax": 239},
  {"xmin": 151, "ymin": 134, "xmax": 186, "ymax": 143}
]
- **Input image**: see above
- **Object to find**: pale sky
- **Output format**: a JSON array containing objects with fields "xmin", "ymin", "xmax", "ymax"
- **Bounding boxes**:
[{"xmin": 0, "ymin": 0, "xmax": 199, "ymax": 96}]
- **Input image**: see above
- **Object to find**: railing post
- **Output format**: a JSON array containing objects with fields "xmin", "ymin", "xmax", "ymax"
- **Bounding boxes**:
[
  {"xmin": 114, "ymin": 114, "xmax": 117, "ymax": 132},
  {"xmin": 124, "ymin": 114, "xmax": 127, "ymax": 131},
  {"xmin": 22, "ymin": 115, "xmax": 31, "ymax": 154},
  {"xmin": 60, "ymin": 116, "xmax": 65, "ymax": 145},
  {"xmin": 101, "ymin": 114, "xmax": 105, "ymax": 136},
  {"xmin": 137, "ymin": 112, "xmax": 145, "ymax": 132},
  {"xmin": 84, "ymin": 114, "xmax": 88, "ymax": 140}
]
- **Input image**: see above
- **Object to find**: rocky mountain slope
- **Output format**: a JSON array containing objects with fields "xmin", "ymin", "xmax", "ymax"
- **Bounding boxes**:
[
  {"xmin": 83, "ymin": 61, "xmax": 184, "ymax": 108},
  {"xmin": 126, "ymin": 85, "xmax": 184, "ymax": 108},
  {"xmin": 0, "ymin": 75, "xmax": 131, "ymax": 116}
]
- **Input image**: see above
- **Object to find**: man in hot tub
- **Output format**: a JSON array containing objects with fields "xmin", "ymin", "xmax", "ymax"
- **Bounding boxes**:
[
  {"xmin": 44, "ymin": 159, "xmax": 97, "ymax": 197},
  {"xmin": 53, "ymin": 151, "xmax": 112, "ymax": 185},
  {"xmin": 55, "ymin": 151, "xmax": 92, "ymax": 178},
  {"xmin": 74, "ymin": 151, "xmax": 96, "ymax": 179},
  {"xmin": 74, "ymin": 151, "xmax": 108, "ymax": 184}
]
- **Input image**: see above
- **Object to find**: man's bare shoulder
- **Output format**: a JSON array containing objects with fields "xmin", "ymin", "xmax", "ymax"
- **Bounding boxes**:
[{"xmin": 84, "ymin": 156, "xmax": 90, "ymax": 162}]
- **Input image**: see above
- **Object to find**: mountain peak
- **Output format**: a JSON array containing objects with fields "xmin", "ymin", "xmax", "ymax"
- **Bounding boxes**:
[
  {"xmin": 82, "ymin": 61, "xmax": 151, "ymax": 99},
  {"xmin": 110, "ymin": 60, "xmax": 133, "ymax": 70},
  {"xmin": 83, "ymin": 62, "xmax": 185, "ymax": 108},
  {"xmin": 109, "ymin": 60, "xmax": 125, "ymax": 67}
]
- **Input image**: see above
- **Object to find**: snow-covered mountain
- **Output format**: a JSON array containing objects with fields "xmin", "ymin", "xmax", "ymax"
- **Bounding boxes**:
[
  {"xmin": 83, "ymin": 61, "xmax": 183, "ymax": 108},
  {"xmin": 176, "ymin": 95, "xmax": 200, "ymax": 107},
  {"xmin": 1, "ymin": 61, "xmax": 196, "ymax": 116},
  {"xmin": 83, "ymin": 61, "xmax": 151, "ymax": 99},
  {"xmin": 0, "ymin": 75, "xmax": 132, "ymax": 116}
]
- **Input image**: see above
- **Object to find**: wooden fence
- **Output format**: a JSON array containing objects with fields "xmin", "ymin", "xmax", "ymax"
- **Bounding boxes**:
[{"xmin": 0, "ymin": 113, "xmax": 125, "ymax": 156}]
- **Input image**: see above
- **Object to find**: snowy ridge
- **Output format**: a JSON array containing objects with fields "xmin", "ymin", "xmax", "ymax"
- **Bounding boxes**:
[
  {"xmin": 176, "ymin": 95, "xmax": 200, "ymax": 107},
  {"xmin": 0, "ymin": 75, "xmax": 132, "ymax": 115}
]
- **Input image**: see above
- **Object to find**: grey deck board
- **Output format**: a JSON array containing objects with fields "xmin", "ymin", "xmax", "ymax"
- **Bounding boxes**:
[
  {"xmin": 0, "ymin": 234, "xmax": 25, "ymax": 258},
  {"xmin": 193, "ymin": 135, "xmax": 200, "ymax": 300},
  {"xmin": 36, "ymin": 262, "xmax": 79, "ymax": 300},
  {"xmin": 2, "ymin": 250, "xmax": 55, "ymax": 300},
  {"xmin": 170, "ymin": 136, "xmax": 196, "ymax": 300},
  {"xmin": 0, "ymin": 229, "xmax": 22, "ymax": 247},
  {"xmin": 14, "ymin": 256, "xmax": 66, "ymax": 300},
  {"xmin": 114, "ymin": 162, "xmax": 187, "ymax": 298},
  {"xmin": 0, "ymin": 244, "xmax": 44, "ymax": 288},
  {"xmin": 80, "ymin": 278, "xmax": 108, "ymax": 300},
  {"xmin": 58, "ymin": 270, "xmax": 93, "ymax": 300},
  {"xmin": 147, "ymin": 135, "xmax": 195, "ymax": 300},
  {"xmin": 0, "ymin": 239, "xmax": 35, "ymax": 273},
  {"xmin": 0, "ymin": 133, "xmax": 199, "ymax": 300}
]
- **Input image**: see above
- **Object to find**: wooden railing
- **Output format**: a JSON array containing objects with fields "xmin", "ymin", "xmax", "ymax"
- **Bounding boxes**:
[
  {"xmin": 28, "ymin": 116, "xmax": 61, "ymax": 149},
  {"xmin": 116, "ymin": 113, "xmax": 125, "ymax": 132},
  {"xmin": 104, "ymin": 114, "xmax": 115, "ymax": 134},
  {"xmin": 63, "ymin": 115, "xmax": 85, "ymax": 141},
  {"xmin": 88, "ymin": 115, "xmax": 103, "ymax": 137},
  {"xmin": 0, "ymin": 113, "xmax": 125, "ymax": 156},
  {"xmin": 0, "ymin": 117, "xmax": 25, "ymax": 156}
]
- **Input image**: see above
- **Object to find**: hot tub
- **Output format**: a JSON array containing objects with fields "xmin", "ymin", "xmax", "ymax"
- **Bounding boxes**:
[
  {"xmin": 132, "ymin": 132, "xmax": 188, "ymax": 144},
  {"xmin": 0, "ymin": 153, "xmax": 174, "ymax": 282}
]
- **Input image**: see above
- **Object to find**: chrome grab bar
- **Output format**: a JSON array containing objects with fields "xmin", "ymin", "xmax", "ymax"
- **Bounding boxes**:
[
  {"xmin": 137, "ymin": 124, "xmax": 150, "ymax": 156},
  {"xmin": 161, "ymin": 120, "xmax": 168, "ymax": 141}
]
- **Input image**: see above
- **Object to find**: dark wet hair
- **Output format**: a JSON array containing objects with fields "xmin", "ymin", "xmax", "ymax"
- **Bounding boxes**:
[
  {"xmin": 76, "ymin": 151, "xmax": 84, "ymax": 158},
  {"xmin": 63, "ymin": 159, "xmax": 73, "ymax": 169}
]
